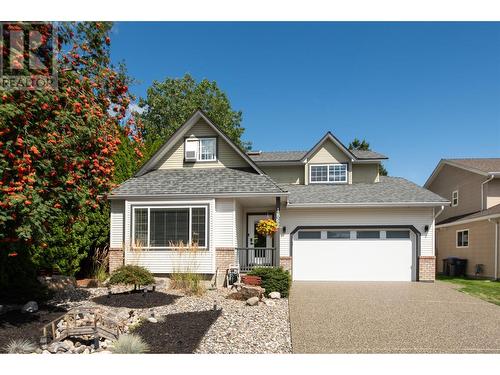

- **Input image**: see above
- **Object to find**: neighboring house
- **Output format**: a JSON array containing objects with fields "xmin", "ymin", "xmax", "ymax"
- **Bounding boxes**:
[
  {"xmin": 425, "ymin": 159, "xmax": 500, "ymax": 279},
  {"xmin": 108, "ymin": 109, "xmax": 448, "ymax": 284}
]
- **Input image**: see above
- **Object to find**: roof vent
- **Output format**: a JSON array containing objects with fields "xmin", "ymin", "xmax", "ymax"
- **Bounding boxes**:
[{"xmin": 247, "ymin": 150, "xmax": 262, "ymax": 155}]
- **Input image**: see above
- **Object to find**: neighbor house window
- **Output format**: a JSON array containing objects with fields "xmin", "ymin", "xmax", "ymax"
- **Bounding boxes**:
[
  {"xmin": 452, "ymin": 190, "xmax": 459, "ymax": 207},
  {"xmin": 310, "ymin": 164, "xmax": 347, "ymax": 183},
  {"xmin": 298, "ymin": 231, "xmax": 322, "ymax": 239},
  {"xmin": 356, "ymin": 230, "xmax": 380, "ymax": 239},
  {"xmin": 132, "ymin": 206, "xmax": 207, "ymax": 248},
  {"xmin": 456, "ymin": 229, "xmax": 469, "ymax": 248},
  {"xmin": 184, "ymin": 138, "xmax": 216, "ymax": 161}
]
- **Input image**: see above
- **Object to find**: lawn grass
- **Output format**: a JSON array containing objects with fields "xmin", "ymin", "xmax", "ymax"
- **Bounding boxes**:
[{"xmin": 438, "ymin": 276, "xmax": 500, "ymax": 306}]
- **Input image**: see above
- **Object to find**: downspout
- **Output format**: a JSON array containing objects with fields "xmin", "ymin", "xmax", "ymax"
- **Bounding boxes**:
[
  {"xmin": 489, "ymin": 218, "xmax": 499, "ymax": 280},
  {"xmin": 481, "ymin": 174, "xmax": 495, "ymax": 211}
]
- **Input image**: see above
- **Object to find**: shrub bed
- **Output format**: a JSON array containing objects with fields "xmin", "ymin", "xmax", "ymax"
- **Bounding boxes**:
[{"xmin": 247, "ymin": 267, "xmax": 291, "ymax": 297}]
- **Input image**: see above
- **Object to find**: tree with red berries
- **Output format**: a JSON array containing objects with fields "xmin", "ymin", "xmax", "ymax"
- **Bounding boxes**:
[{"xmin": 0, "ymin": 22, "xmax": 143, "ymax": 301}]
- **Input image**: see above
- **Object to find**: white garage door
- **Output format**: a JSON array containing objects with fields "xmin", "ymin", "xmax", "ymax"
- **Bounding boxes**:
[{"xmin": 293, "ymin": 229, "xmax": 414, "ymax": 281}]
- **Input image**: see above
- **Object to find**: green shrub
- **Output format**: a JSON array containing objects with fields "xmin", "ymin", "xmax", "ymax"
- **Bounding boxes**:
[
  {"xmin": 108, "ymin": 265, "xmax": 155, "ymax": 289},
  {"xmin": 248, "ymin": 267, "xmax": 291, "ymax": 297},
  {"xmin": 110, "ymin": 334, "xmax": 149, "ymax": 354}
]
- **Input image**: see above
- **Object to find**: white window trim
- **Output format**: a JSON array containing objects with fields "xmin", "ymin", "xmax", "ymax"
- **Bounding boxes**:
[
  {"xmin": 309, "ymin": 163, "xmax": 348, "ymax": 184},
  {"xmin": 185, "ymin": 138, "xmax": 217, "ymax": 162},
  {"xmin": 452, "ymin": 190, "xmax": 459, "ymax": 207},
  {"xmin": 456, "ymin": 229, "xmax": 469, "ymax": 248},
  {"xmin": 132, "ymin": 205, "xmax": 208, "ymax": 250}
]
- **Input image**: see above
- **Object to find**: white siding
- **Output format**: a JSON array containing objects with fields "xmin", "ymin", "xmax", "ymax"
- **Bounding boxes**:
[
  {"xmin": 123, "ymin": 199, "xmax": 215, "ymax": 274},
  {"xmin": 279, "ymin": 207, "xmax": 435, "ymax": 257},
  {"xmin": 235, "ymin": 200, "xmax": 244, "ymax": 248},
  {"xmin": 214, "ymin": 198, "xmax": 236, "ymax": 248},
  {"xmin": 110, "ymin": 200, "xmax": 125, "ymax": 249}
]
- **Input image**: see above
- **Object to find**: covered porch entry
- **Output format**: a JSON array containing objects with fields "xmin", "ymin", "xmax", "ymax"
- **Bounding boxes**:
[{"xmin": 234, "ymin": 196, "xmax": 281, "ymax": 272}]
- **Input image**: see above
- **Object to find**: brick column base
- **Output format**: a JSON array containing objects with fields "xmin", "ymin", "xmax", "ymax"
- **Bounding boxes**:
[
  {"xmin": 109, "ymin": 248, "xmax": 124, "ymax": 273},
  {"xmin": 280, "ymin": 256, "xmax": 292, "ymax": 274},
  {"xmin": 419, "ymin": 256, "xmax": 436, "ymax": 282},
  {"xmin": 215, "ymin": 247, "xmax": 235, "ymax": 287}
]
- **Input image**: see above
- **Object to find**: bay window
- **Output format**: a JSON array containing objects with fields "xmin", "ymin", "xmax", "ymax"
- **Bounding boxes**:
[{"xmin": 132, "ymin": 206, "xmax": 207, "ymax": 249}]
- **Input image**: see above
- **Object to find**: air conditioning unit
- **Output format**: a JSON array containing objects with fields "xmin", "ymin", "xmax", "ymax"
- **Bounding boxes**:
[{"xmin": 185, "ymin": 150, "xmax": 197, "ymax": 161}]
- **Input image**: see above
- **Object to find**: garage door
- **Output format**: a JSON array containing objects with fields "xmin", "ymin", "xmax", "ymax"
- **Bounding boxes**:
[{"xmin": 292, "ymin": 229, "xmax": 414, "ymax": 281}]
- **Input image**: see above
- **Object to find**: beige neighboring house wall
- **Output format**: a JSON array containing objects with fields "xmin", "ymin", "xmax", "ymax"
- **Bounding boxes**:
[
  {"xmin": 427, "ymin": 164, "xmax": 484, "ymax": 222},
  {"xmin": 304, "ymin": 139, "xmax": 352, "ymax": 184},
  {"xmin": 352, "ymin": 163, "xmax": 380, "ymax": 183},
  {"xmin": 436, "ymin": 220, "xmax": 499, "ymax": 278},
  {"xmin": 261, "ymin": 165, "xmax": 304, "ymax": 184},
  {"xmin": 157, "ymin": 118, "xmax": 250, "ymax": 170},
  {"xmin": 486, "ymin": 179, "xmax": 500, "ymax": 209}
]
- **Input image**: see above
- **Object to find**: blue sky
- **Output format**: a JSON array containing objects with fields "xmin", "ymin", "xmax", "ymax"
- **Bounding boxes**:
[{"xmin": 110, "ymin": 22, "xmax": 500, "ymax": 185}]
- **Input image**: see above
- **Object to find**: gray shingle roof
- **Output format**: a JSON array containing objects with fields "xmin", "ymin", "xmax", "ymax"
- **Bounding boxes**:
[
  {"xmin": 446, "ymin": 158, "xmax": 500, "ymax": 173},
  {"xmin": 248, "ymin": 151, "xmax": 307, "ymax": 162},
  {"xmin": 248, "ymin": 149, "xmax": 387, "ymax": 162},
  {"xmin": 437, "ymin": 203, "xmax": 500, "ymax": 225},
  {"xmin": 351, "ymin": 149, "xmax": 388, "ymax": 160},
  {"xmin": 110, "ymin": 168, "xmax": 286, "ymax": 197},
  {"xmin": 282, "ymin": 176, "xmax": 449, "ymax": 205}
]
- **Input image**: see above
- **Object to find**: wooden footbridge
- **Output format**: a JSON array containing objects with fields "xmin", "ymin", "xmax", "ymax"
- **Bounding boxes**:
[{"xmin": 40, "ymin": 308, "xmax": 125, "ymax": 345}]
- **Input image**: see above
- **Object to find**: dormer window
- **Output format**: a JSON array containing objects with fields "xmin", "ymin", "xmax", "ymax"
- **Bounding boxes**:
[
  {"xmin": 310, "ymin": 163, "xmax": 347, "ymax": 183},
  {"xmin": 185, "ymin": 137, "xmax": 217, "ymax": 162}
]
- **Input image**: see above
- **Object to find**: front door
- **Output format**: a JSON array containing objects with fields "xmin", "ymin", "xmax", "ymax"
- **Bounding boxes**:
[{"xmin": 247, "ymin": 214, "xmax": 273, "ymax": 266}]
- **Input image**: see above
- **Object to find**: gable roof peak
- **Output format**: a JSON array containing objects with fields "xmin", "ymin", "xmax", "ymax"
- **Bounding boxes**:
[{"xmin": 134, "ymin": 109, "xmax": 263, "ymax": 177}]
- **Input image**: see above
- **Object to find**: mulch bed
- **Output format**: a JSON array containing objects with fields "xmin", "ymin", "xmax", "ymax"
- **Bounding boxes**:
[
  {"xmin": 92, "ymin": 290, "xmax": 181, "ymax": 308},
  {"xmin": 133, "ymin": 309, "xmax": 222, "ymax": 353},
  {"xmin": 0, "ymin": 306, "xmax": 66, "ymax": 353}
]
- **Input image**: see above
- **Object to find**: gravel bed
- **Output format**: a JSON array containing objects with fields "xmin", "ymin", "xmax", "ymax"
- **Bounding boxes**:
[{"xmin": 50, "ymin": 285, "xmax": 292, "ymax": 354}]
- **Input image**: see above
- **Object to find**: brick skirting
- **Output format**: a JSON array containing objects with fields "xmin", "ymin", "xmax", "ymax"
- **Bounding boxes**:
[
  {"xmin": 280, "ymin": 256, "xmax": 292, "ymax": 274},
  {"xmin": 419, "ymin": 256, "xmax": 436, "ymax": 282},
  {"xmin": 109, "ymin": 248, "xmax": 124, "ymax": 273},
  {"xmin": 215, "ymin": 247, "xmax": 235, "ymax": 286}
]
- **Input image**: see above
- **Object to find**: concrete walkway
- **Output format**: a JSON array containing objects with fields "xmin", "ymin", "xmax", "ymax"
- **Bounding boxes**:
[{"xmin": 289, "ymin": 281, "xmax": 500, "ymax": 353}]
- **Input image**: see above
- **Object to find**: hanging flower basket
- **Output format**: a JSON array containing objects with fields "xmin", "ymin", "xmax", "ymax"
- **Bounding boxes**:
[{"xmin": 256, "ymin": 218, "xmax": 278, "ymax": 237}]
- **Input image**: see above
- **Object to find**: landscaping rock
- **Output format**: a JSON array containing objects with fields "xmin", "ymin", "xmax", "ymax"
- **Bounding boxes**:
[
  {"xmin": 246, "ymin": 297, "xmax": 259, "ymax": 306},
  {"xmin": 21, "ymin": 301, "xmax": 38, "ymax": 313},
  {"xmin": 240, "ymin": 285, "xmax": 265, "ymax": 300},
  {"xmin": 269, "ymin": 292, "xmax": 281, "ymax": 299},
  {"xmin": 74, "ymin": 345, "xmax": 87, "ymax": 354},
  {"xmin": 263, "ymin": 299, "xmax": 275, "ymax": 306},
  {"xmin": 147, "ymin": 317, "xmax": 158, "ymax": 323},
  {"xmin": 42, "ymin": 350, "xmax": 51, "ymax": 355}
]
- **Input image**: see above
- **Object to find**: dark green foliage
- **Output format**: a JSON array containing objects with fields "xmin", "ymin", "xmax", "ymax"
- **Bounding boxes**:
[
  {"xmin": 0, "ymin": 251, "xmax": 51, "ymax": 304},
  {"xmin": 109, "ymin": 265, "xmax": 155, "ymax": 289},
  {"xmin": 248, "ymin": 267, "xmax": 291, "ymax": 297},
  {"xmin": 348, "ymin": 137, "xmax": 388, "ymax": 176}
]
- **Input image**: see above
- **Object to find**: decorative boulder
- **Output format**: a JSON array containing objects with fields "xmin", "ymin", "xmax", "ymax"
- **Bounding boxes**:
[
  {"xmin": 240, "ymin": 285, "xmax": 265, "ymax": 300},
  {"xmin": 147, "ymin": 317, "xmax": 158, "ymax": 323},
  {"xmin": 246, "ymin": 297, "xmax": 259, "ymax": 306},
  {"xmin": 269, "ymin": 291, "xmax": 281, "ymax": 299},
  {"xmin": 21, "ymin": 301, "xmax": 38, "ymax": 313}
]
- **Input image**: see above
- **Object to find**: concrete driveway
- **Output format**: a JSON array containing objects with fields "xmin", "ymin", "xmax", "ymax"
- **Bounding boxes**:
[{"xmin": 289, "ymin": 281, "xmax": 500, "ymax": 353}]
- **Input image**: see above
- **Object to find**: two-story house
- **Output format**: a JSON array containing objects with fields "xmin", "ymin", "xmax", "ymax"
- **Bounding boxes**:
[
  {"xmin": 108, "ymin": 110, "xmax": 447, "ymax": 284},
  {"xmin": 425, "ymin": 159, "xmax": 500, "ymax": 279}
]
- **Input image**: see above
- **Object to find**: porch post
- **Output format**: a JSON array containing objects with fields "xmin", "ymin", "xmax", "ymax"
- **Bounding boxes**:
[{"xmin": 275, "ymin": 196, "xmax": 281, "ymax": 268}]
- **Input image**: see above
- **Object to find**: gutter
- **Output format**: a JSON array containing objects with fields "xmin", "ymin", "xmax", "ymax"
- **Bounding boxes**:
[
  {"xmin": 286, "ymin": 201, "xmax": 450, "ymax": 208},
  {"xmin": 108, "ymin": 192, "xmax": 290, "ymax": 200},
  {"xmin": 481, "ymin": 174, "xmax": 496, "ymax": 211}
]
